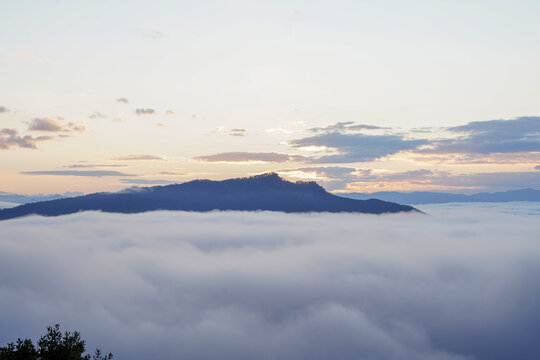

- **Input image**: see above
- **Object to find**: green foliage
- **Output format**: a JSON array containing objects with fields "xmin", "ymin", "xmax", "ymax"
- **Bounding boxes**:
[{"xmin": 0, "ymin": 325, "xmax": 112, "ymax": 360}]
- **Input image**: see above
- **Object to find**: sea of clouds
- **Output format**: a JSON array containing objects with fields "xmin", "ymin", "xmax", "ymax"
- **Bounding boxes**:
[{"xmin": 1, "ymin": 204, "xmax": 539, "ymax": 359}]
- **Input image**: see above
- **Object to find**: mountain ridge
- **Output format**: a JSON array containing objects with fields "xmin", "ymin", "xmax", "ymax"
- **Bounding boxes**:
[
  {"xmin": 338, "ymin": 188, "xmax": 540, "ymax": 204},
  {"xmin": 0, "ymin": 173, "xmax": 417, "ymax": 221}
]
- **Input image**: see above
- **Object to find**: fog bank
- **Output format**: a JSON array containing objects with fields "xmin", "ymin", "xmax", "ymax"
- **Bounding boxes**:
[{"xmin": 1, "ymin": 206, "xmax": 539, "ymax": 359}]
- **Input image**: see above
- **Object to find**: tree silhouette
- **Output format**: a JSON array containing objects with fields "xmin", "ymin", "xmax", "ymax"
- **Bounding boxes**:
[
  {"xmin": 0, "ymin": 338, "xmax": 38, "ymax": 360},
  {"xmin": 0, "ymin": 325, "xmax": 112, "ymax": 360}
]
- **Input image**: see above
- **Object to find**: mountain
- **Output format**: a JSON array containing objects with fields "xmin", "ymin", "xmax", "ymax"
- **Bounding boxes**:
[
  {"xmin": 0, "ymin": 191, "xmax": 82, "ymax": 205},
  {"xmin": 0, "ymin": 173, "xmax": 417, "ymax": 221},
  {"xmin": 338, "ymin": 188, "xmax": 540, "ymax": 205}
]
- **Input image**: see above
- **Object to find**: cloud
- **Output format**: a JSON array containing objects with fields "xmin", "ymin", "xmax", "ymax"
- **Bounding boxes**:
[
  {"xmin": 0, "ymin": 128, "xmax": 51, "ymax": 149},
  {"xmin": 424, "ymin": 171, "xmax": 540, "ymax": 189},
  {"xmin": 116, "ymin": 98, "xmax": 129, "ymax": 104},
  {"xmin": 277, "ymin": 166, "xmax": 358, "ymax": 190},
  {"xmin": 309, "ymin": 122, "xmax": 384, "ymax": 133},
  {"xmin": 289, "ymin": 132, "xmax": 426, "ymax": 163},
  {"xmin": 67, "ymin": 122, "xmax": 85, "ymax": 132},
  {"xmin": 1, "ymin": 128, "xmax": 18, "ymax": 137},
  {"xmin": 28, "ymin": 118, "xmax": 63, "ymax": 132},
  {"xmin": 272, "ymin": 167, "xmax": 540, "ymax": 192},
  {"xmin": 536, "ymin": 165, "xmax": 540, "ymax": 170},
  {"xmin": 159, "ymin": 171, "xmax": 186, "ymax": 175},
  {"xmin": 119, "ymin": 179, "xmax": 177, "ymax": 185},
  {"xmin": 346, "ymin": 169, "xmax": 540, "ymax": 192},
  {"xmin": 89, "ymin": 112, "xmax": 107, "ymax": 119},
  {"xmin": 292, "ymin": 117, "xmax": 540, "ymax": 164},
  {"xmin": 281, "ymin": 166, "xmax": 358, "ymax": 179},
  {"xmin": 21, "ymin": 170, "xmax": 134, "ymax": 177},
  {"xmin": 135, "ymin": 108, "xmax": 156, "ymax": 115},
  {"xmin": 194, "ymin": 152, "xmax": 306, "ymax": 163},
  {"xmin": 412, "ymin": 152, "xmax": 540, "ymax": 165},
  {"xmin": 112, "ymin": 155, "xmax": 164, "ymax": 161},
  {"xmin": 229, "ymin": 128, "xmax": 246, "ymax": 137},
  {"xmin": 64, "ymin": 164, "xmax": 127, "ymax": 169},
  {"xmin": 1, "ymin": 207, "xmax": 539, "ymax": 359},
  {"xmin": 0, "ymin": 106, "xmax": 9, "ymax": 113},
  {"xmin": 266, "ymin": 121, "xmax": 307, "ymax": 136},
  {"xmin": 27, "ymin": 118, "xmax": 85, "ymax": 133},
  {"xmin": 212, "ymin": 127, "xmax": 248, "ymax": 137},
  {"xmin": 419, "ymin": 116, "xmax": 540, "ymax": 155},
  {"xmin": 165, "ymin": 110, "xmax": 175, "ymax": 115}
]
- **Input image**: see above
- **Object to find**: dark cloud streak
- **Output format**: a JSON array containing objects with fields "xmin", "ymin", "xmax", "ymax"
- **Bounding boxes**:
[
  {"xmin": 21, "ymin": 170, "xmax": 134, "ymax": 177},
  {"xmin": 195, "ymin": 152, "xmax": 306, "ymax": 163},
  {"xmin": 309, "ymin": 121, "xmax": 384, "ymax": 133},
  {"xmin": 64, "ymin": 164, "xmax": 127, "ymax": 169},
  {"xmin": 289, "ymin": 132, "xmax": 426, "ymax": 163},
  {"xmin": 420, "ymin": 116, "xmax": 540, "ymax": 155}
]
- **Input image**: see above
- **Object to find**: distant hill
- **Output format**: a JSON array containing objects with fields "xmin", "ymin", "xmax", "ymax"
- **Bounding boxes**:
[
  {"xmin": 338, "ymin": 188, "xmax": 540, "ymax": 205},
  {"xmin": 0, "ymin": 191, "xmax": 82, "ymax": 205},
  {"xmin": 0, "ymin": 173, "xmax": 417, "ymax": 221}
]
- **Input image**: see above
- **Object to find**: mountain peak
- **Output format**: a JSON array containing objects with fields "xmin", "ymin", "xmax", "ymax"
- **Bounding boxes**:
[
  {"xmin": 251, "ymin": 172, "xmax": 284, "ymax": 182},
  {"xmin": 253, "ymin": 172, "xmax": 281, "ymax": 179}
]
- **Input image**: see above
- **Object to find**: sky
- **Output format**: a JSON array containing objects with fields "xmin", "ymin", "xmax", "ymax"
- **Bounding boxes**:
[
  {"xmin": 1, "ymin": 206, "xmax": 540, "ymax": 359},
  {"xmin": 1, "ymin": 0, "xmax": 539, "ymax": 194}
]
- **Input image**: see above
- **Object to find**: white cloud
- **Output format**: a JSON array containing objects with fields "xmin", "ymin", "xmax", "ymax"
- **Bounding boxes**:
[{"xmin": 0, "ymin": 207, "xmax": 539, "ymax": 359}]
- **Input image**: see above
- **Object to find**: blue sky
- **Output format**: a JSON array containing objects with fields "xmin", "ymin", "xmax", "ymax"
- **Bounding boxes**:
[{"xmin": 0, "ymin": 0, "xmax": 539, "ymax": 193}]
